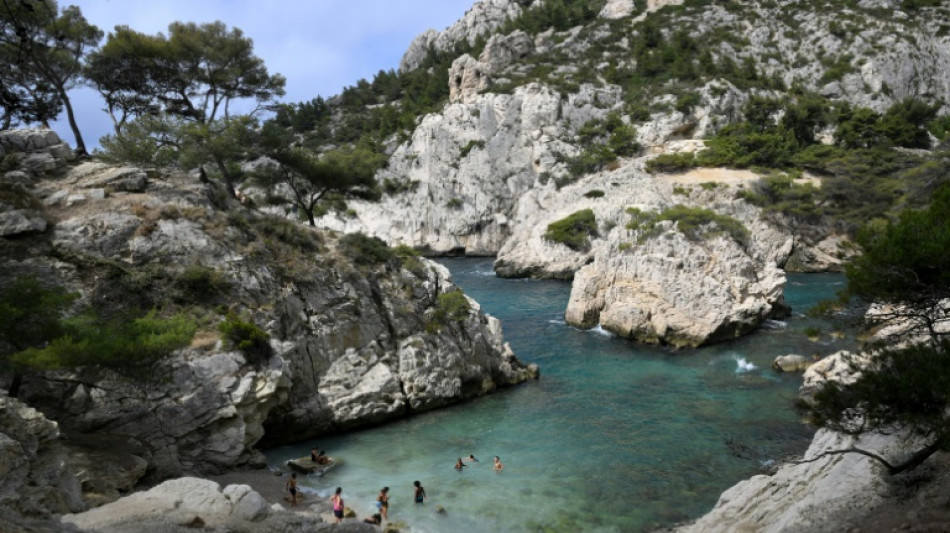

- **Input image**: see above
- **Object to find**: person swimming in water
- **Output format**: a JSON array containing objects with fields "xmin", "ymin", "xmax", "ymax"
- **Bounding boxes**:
[
  {"xmin": 493, "ymin": 456, "xmax": 504, "ymax": 472},
  {"xmin": 465, "ymin": 454, "xmax": 479, "ymax": 463},
  {"xmin": 454, "ymin": 457, "xmax": 466, "ymax": 471}
]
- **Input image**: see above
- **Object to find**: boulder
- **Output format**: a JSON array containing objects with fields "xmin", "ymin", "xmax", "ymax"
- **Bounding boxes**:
[
  {"xmin": 674, "ymin": 429, "xmax": 916, "ymax": 533},
  {"xmin": 0, "ymin": 398, "xmax": 85, "ymax": 532},
  {"xmin": 772, "ymin": 354, "xmax": 813, "ymax": 373},
  {"xmin": 599, "ymin": 0, "xmax": 636, "ymax": 19},
  {"xmin": 0, "ymin": 208, "xmax": 47, "ymax": 236}
]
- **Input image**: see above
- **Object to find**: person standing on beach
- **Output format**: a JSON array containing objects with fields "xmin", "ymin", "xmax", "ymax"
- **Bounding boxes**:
[
  {"xmin": 286, "ymin": 473, "xmax": 299, "ymax": 506},
  {"xmin": 376, "ymin": 486, "xmax": 390, "ymax": 521},
  {"xmin": 494, "ymin": 456, "xmax": 504, "ymax": 472},
  {"xmin": 331, "ymin": 487, "xmax": 344, "ymax": 523},
  {"xmin": 413, "ymin": 480, "xmax": 427, "ymax": 504}
]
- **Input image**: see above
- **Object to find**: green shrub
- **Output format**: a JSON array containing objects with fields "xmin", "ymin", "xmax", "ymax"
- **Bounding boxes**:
[
  {"xmin": 646, "ymin": 153, "xmax": 697, "ymax": 173},
  {"xmin": 459, "ymin": 140, "xmax": 486, "ymax": 158},
  {"xmin": 393, "ymin": 244, "xmax": 425, "ymax": 274},
  {"xmin": 446, "ymin": 198, "xmax": 463, "ymax": 209},
  {"xmin": 13, "ymin": 310, "xmax": 196, "ymax": 374},
  {"xmin": 175, "ymin": 265, "xmax": 228, "ymax": 302},
  {"xmin": 256, "ymin": 215, "xmax": 323, "ymax": 253},
  {"xmin": 544, "ymin": 209, "xmax": 598, "ymax": 251},
  {"xmin": 673, "ymin": 186, "xmax": 689, "ymax": 196},
  {"xmin": 658, "ymin": 204, "xmax": 750, "ymax": 246},
  {"xmin": 427, "ymin": 289, "xmax": 471, "ymax": 332},
  {"xmin": 218, "ymin": 313, "xmax": 271, "ymax": 364},
  {"xmin": 339, "ymin": 232, "xmax": 393, "ymax": 265},
  {"xmin": 584, "ymin": 189, "xmax": 605, "ymax": 198}
]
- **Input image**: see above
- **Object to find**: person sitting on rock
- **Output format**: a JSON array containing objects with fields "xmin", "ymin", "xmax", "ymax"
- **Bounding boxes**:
[
  {"xmin": 310, "ymin": 447, "xmax": 319, "ymax": 462},
  {"xmin": 316, "ymin": 450, "xmax": 330, "ymax": 465}
]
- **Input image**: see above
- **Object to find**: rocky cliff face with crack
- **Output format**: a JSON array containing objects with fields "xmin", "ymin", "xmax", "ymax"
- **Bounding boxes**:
[
  {"xmin": 306, "ymin": 0, "xmax": 941, "ymax": 345},
  {"xmin": 0, "ymin": 131, "xmax": 536, "ymax": 495}
]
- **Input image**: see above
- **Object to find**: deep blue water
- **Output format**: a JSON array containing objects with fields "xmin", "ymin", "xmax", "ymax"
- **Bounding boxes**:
[{"xmin": 266, "ymin": 258, "xmax": 853, "ymax": 532}]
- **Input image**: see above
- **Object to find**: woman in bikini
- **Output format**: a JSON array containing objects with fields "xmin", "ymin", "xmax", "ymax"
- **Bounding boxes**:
[
  {"xmin": 376, "ymin": 486, "xmax": 389, "ymax": 521},
  {"xmin": 331, "ymin": 487, "xmax": 344, "ymax": 523}
]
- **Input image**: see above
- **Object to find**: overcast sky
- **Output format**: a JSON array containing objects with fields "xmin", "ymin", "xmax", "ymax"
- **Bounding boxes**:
[{"xmin": 49, "ymin": 0, "xmax": 474, "ymax": 149}]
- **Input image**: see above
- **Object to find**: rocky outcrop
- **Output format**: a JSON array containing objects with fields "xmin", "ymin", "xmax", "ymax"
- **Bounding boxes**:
[
  {"xmin": 674, "ymin": 428, "xmax": 923, "ymax": 533},
  {"xmin": 62, "ymin": 477, "xmax": 376, "ymax": 533},
  {"xmin": 3, "ymin": 138, "xmax": 535, "ymax": 491},
  {"xmin": 600, "ymin": 0, "xmax": 636, "ymax": 19},
  {"xmin": 771, "ymin": 354, "xmax": 813, "ymax": 372},
  {"xmin": 399, "ymin": 0, "xmax": 534, "ymax": 73},
  {"xmin": 497, "ymin": 164, "xmax": 792, "ymax": 346},
  {"xmin": 0, "ymin": 397, "xmax": 84, "ymax": 533},
  {"xmin": 449, "ymin": 30, "xmax": 536, "ymax": 104},
  {"xmin": 314, "ymin": 82, "xmax": 621, "ymax": 255}
]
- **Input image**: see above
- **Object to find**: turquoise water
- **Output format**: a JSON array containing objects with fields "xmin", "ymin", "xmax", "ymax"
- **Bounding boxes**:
[{"xmin": 266, "ymin": 258, "xmax": 853, "ymax": 532}]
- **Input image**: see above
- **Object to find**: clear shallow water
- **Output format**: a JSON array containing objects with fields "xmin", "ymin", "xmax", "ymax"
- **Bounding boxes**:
[{"xmin": 266, "ymin": 258, "xmax": 853, "ymax": 532}]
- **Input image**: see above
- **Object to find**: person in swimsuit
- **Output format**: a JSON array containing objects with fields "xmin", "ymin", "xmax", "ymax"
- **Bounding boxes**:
[
  {"xmin": 363, "ymin": 513, "xmax": 382, "ymax": 525},
  {"xmin": 310, "ymin": 447, "xmax": 319, "ymax": 462},
  {"xmin": 331, "ymin": 487, "xmax": 344, "ymax": 523},
  {"xmin": 494, "ymin": 456, "xmax": 504, "ymax": 472},
  {"xmin": 413, "ymin": 480, "xmax": 426, "ymax": 504},
  {"xmin": 454, "ymin": 457, "xmax": 466, "ymax": 470},
  {"xmin": 286, "ymin": 473, "xmax": 299, "ymax": 507},
  {"xmin": 465, "ymin": 454, "xmax": 479, "ymax": 463},
  {"xmin": 316, "ymin": 450, "xmax": 330, "ymax": 465},
  {"xmin": 376, "ymin": 486, "xmax": 390, "ymax": 521}
]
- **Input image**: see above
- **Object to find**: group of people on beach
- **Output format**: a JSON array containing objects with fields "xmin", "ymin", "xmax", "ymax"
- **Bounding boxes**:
[
  {"xmin": 454, "ymin": 454, "xmax": 503, "ymax": 472},
  {"xmin": 286, "ymin": 450, "xmax": 504, "ymax": 525}
]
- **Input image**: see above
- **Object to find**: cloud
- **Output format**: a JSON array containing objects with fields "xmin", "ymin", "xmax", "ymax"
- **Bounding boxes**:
[{"xmin": 49, "ymin": 0, "xmax": 473, "ymax": 149}]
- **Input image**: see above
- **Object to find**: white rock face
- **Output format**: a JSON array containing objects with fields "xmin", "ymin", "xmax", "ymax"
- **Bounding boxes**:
[
  {"xmin": 676, "ymin": 429, "xmax": 910, "ymax": 533},
  {"xmin": 315, "ymin": 82, "xmax": 621, "ymax": 255},
  {"xmin": 399, "ymin": 0, "xmax": 534, "ymax": 72},
  {"xmin": 497, "ymin": 164, "xmax": 792, "ymax": 346},
  {"xmin": 599, "ymin": 0, "xmax": 636, "ymax": 19}
]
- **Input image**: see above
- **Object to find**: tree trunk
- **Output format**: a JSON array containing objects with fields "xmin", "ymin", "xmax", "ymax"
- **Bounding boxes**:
[
  {"xmin": 59, "ymin": 88, "xmax": 87, "ymax": 157},
  {"xmin": 213, "ymin": 156, "xmax": 238, "ymax": 199},
  {"xmin": 8, "ymin": 373, "xmax": 23, "ymax": 398}
]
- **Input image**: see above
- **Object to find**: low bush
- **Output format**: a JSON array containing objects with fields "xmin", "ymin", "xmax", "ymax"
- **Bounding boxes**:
[
  {"xmin": 427, "ymin": 289, "xmax": 471, "ymax": 332},
  {"xmin": 339, "ymin": 232, "xmax": 393, "ymax": 265},
  {"xmin": 218, "ymin": 313, "xmax": 272, "ymax": 365},
  {"xmin": 544, "ymin": 209, "xmax": 598, "ymax": 251}
]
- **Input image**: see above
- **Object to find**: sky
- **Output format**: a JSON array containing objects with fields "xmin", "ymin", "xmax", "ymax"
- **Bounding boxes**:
[{"xmin": 49, "ymin": 0, "xmax": 475, "ymax": 150}]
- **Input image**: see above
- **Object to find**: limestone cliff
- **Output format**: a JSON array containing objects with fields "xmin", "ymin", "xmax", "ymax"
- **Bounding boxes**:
[
  {"xmin": 0, "ymin": 131, "xmax": 536, "ymax": 497},
  {"xmin": 304, "ymin": 0, "xmax": 948, "ymax": 345}
]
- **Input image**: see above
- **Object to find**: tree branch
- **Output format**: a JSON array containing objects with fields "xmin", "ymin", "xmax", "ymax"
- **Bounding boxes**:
[{"xmin": 790, "ymin": 439, "xmax": 942, "ymax": 475}]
